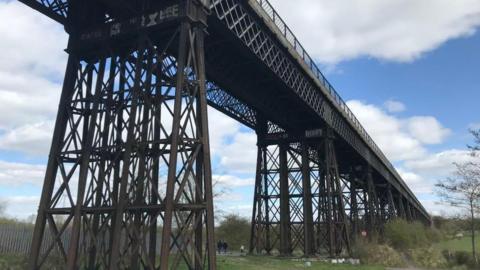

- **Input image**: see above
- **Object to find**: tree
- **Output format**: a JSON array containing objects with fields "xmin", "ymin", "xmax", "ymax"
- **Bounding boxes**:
[
  {"xmin": 0, "ymin": 199, "xmax": 6, "ymax": 217},
  {"xmin": 469, "ymin": 129, "xmax": 480, "ymax": 153},
  {"xmin": 215, "ymin": 214, "xmax": 250, "ymax": 251},
  {"xmin": 436, "ymin": 161, "xmax": 480, "ymax": 263}
]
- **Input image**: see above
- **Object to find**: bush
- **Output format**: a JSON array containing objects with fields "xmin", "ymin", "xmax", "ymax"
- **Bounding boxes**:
[
  {"xmin": 352, "ymin": 239, "xmax": 405, "ymax": 267},
  {"xmin": 442, "ymin": 250, "xmax": 478, "ymax": 269},
  {"xmin": 384, "ymin": 219, "xmax": 441, "ymax": 250},
  {"xmin": 408, "ymin": 247, "xmax": 448, "ymax": 268}
]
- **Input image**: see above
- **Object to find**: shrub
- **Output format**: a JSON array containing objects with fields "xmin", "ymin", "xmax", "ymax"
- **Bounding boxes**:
[
  {"xmin": 443, "ymin": 250, "xmax": 478, "ymax": 269},
  {"xmin": 384, "ymin": 219, "xmax": 441, "ymax": 250},
  {"xmin": 425, "ymin": 227, "xmax": 444, "ymax": 243},
  {"xmin": 352, "ymin": 239, "xmax": 405, "ymax": 267},
  {"xmin": 408, "ymin": 247, "xmax": 448, "ymax": 269}
]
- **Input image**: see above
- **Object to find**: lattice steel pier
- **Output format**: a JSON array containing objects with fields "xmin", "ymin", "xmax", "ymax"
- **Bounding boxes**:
[{"xmin": 17, "ymin": 0, "xmax": 431, "ymax": 269}]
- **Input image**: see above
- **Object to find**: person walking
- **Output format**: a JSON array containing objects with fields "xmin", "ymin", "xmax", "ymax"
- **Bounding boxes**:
[
  {"xmin": 217, "ymin": 240, "xmax": 223, "ymax": 254},
  {"xmin": 223, "ymin": 241, "xmax": 228, "ymax": 254}
]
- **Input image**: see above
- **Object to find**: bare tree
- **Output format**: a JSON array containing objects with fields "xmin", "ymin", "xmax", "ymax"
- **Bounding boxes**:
[
  {"xmin": 469, "ymin": 129, "xmax": 480, "ymax": 153},
  {"xmin": 436, "ymin": 161, "xmax": 480, "ymax": 263},
  {"xmin": 0, "ymin": 199, "xmax": 6, "ymax": 217}
]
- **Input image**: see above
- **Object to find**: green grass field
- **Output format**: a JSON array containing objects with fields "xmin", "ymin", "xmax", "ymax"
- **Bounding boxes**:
[
  {"xmin": 434, "ymin": 235, "xmax": 480, "ymax": 253},
  {"xmin": 0, "ymin": 255, "xmax": 384, "ymax": 270},
  {"xmin": 216, "ymin": 256, "xmax": 384, "ymax": 270}
]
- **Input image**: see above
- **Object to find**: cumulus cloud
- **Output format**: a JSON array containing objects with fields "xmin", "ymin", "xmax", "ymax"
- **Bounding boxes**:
[
  {"xmin": 213, "ymin": 174, "xmax": 255, "ymax": 188},
  {"xmin": 397, "ymin": 168, "xmax": 432, "ymax": 195},
  {"xmin": 406, "ymin": 116, "xmax": 451, "ymax": 144},
  {"xmin": 347, "ymin": 100, "xmax": 452, "ymax": 162},
  {"xmin": 0, "ymin": 121, "xmax": 54, "ymax": 155},
  {"xmin": 0, "ymin": 1, "xmax": 65, "ymax": 156},
  {"xmin": 0, "ymin": 161, "xmax": 45, "ymax": 186},
  {"xmin": 347, "ymin": 100, "xmax": 426, "ymax": 161},
  {"xmin": 404, "ymin": 149, "xmax": 475, "ymax": 177},
  {"xmin": 1, "ymin": 196, "xmax": 39, "ymax": 220},
  {"xmin": 0, "ymin": 1, "xmax": 67, "ymax": 78},
  {"xmin": 217, "ymin": 132, "xmax": 257, "ymax": 174},
  {"xmin": 269, "ymin": 0, "xmax": 480, "ymax": 63},
  {"xmin": 384, "ymin": 99, "xmax": 406, "ymax": 113}
]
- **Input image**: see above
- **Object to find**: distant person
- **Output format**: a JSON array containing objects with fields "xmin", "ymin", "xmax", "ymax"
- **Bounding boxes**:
[
  {"xmin": 240, "ymin": 245, "xmax": 245, "ymax": 254},
  {"xmin": 223, "ymin": 241, "xmax": 228, "ymax": 254},
  {"xmin": 217, "ymin": 240, "xmax": 223, "ymax": 254}
]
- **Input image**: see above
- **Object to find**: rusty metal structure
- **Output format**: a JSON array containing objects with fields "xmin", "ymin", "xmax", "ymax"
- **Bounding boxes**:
[{"xmin": 18, "ymin": 0, "xmax": 430, "ymax": 269}]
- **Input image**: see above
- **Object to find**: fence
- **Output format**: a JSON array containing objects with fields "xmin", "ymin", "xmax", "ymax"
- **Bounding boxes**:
[
  {"xmin": 0, "ymin": 223, "xmax": 35, "ymax": 256},
  {"xmin": 0, "ymin": 223, "xmax": 169, "ymax": 257}
]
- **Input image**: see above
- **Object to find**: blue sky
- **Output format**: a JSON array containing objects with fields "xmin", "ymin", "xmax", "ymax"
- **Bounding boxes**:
[
  {"xmin": 330, "ymin": 32, "xmax": 480, "ymax": 144},
  {"xmin": 0, "ymin": 0, "xmax": 479, "ymax": 219}
]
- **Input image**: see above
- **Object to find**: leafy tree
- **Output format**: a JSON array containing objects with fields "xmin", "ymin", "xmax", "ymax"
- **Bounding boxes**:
[{"xmin": 215, "ymin": 214, "xmax": 250, "ymax": 251}]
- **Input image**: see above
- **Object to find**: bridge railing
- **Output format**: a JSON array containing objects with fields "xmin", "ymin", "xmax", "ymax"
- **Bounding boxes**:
[{"xmin": 252, "ymin": 0, "xmax": 400, "ymax": 185}]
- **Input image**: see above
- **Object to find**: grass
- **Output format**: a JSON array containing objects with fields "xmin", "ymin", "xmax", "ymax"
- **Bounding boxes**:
[
  {"xmin": 216, "ymin": 255, "xmax": 384, "ymax": 270},
  {"xmin": 0, "ymin": 254, "xmax": 384, "ymax": 270},
  {"xmin": 434, "ymin": 235, "xmax": 480, "ymax": 253}
]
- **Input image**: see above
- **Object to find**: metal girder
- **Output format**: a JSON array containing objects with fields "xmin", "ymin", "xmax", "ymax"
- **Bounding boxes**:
[{"xmin": 18, "ymin": 0, "xmax": 67, "ymax": 24}]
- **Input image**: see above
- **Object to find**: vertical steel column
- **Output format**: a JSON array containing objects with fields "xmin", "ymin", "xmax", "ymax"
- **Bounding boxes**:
[
  {"xmin": 279, "ymin": 143, "xmax": 292, "ymax": 255},
  {"xmin": 386, "ymin": 184, "xmax": 397, "ymax": 220},
  {"xmin": 109, "ymin": 38, "xmax": 149, "ymax": 270},
  {"xmin": 406, "ymin": 200, "xmax": 413, "ymax": 221},
  {"xmin": 350, "ymin": 178, "xmax": 359, "ymax": 237},
  {"xmin": 66, "ymin": 58, "xmax": 107, "ymax": 269},
  {"xmin": 366, "ymin": 167, "xmax": 379, "ymax": 236},
  {"xmin": 317, "ymin": 129, "xmax": 351, "ymax": 257},
  {"xmin": 250, "ymin": 144, "xmax": 264, "ymax": 254},
  {"xmin": 263, "ymin": 146, "xmax": 273, "ymax": 254},
  {"xmin": 301, "ymin": 144, "xmax": 315, "ymax": 256},
  {"xmin": 88, "ymin": 57, "xmax": 117, "ymax": 269},
  {"xmin": 250, "ymin": 117, "xmax": 281, "ymax": 255},
  {"xmin": 196, "ymin": 23, "xmax": 217, "ymax": 270},
  {"xmin": 158, "ymin": 12, "xmax": 216, "ymax": 269},
  {"xmin": 397, "ymin": 195, "xmax": 406, "ymax": 219},
  {"xmin": 29, "ymin": 50, "xmax": 78, "ymax": 269}
]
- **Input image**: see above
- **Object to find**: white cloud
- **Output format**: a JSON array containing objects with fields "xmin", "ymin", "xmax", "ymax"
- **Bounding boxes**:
[
  {"xmin": 213, "ymin": 174, "xmax": 255, "ymax": 188},
  {"xmin": 1, "ymin": 196, "xmax": 39, "ymax": 220},
  {"xmin": 406, "ymin": 116, "xmax": 451, "ymax": 144},
  {"xmin": 347, "ymin": 100, "xmax": 426, "ymax": 161},
  {"xmin": 269, "ymin": 0, "xmax": 480, "ymax": 63},
  {"xmin": 0, "ymin": 121, "xmax": 54, "ymax": 155},
  {"xmin": 0, "ymin": 1, "xmax": 65, "ymax": 156},
  {"xmin": 404, "ymin": 149, "xmax": 475, "ymax": 177},
  {"xmin": 397, "ymin": 168, "xmax": 432, "ymax": 195},
  {"xmin": 384, "ymin": 99, "xmax": 406, "ymax": 113},
  {"xmin": 0, "ymin": 1, "xmax": 67, "ymax": 78},
  {"xmin": 217, "ymin": 132, "xmax": 257, "ymax": 174},
  {"xmin": 208, "ymin": 108, "xmax": 242, "ymax": 155},
  {"xmin": 346, "ymin": 99, "xmax": 468, "ymax": 214},
  {"xmin": 0, "ymin": 161, "xmax": 45, "ymax": 186},
  {"xmin": 224, "ymin": 204, "xmax": 253, "ymax": 218},
  {"xmin": 347, "ymin": 100, "xmax": 452, "ymax": 162}
]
